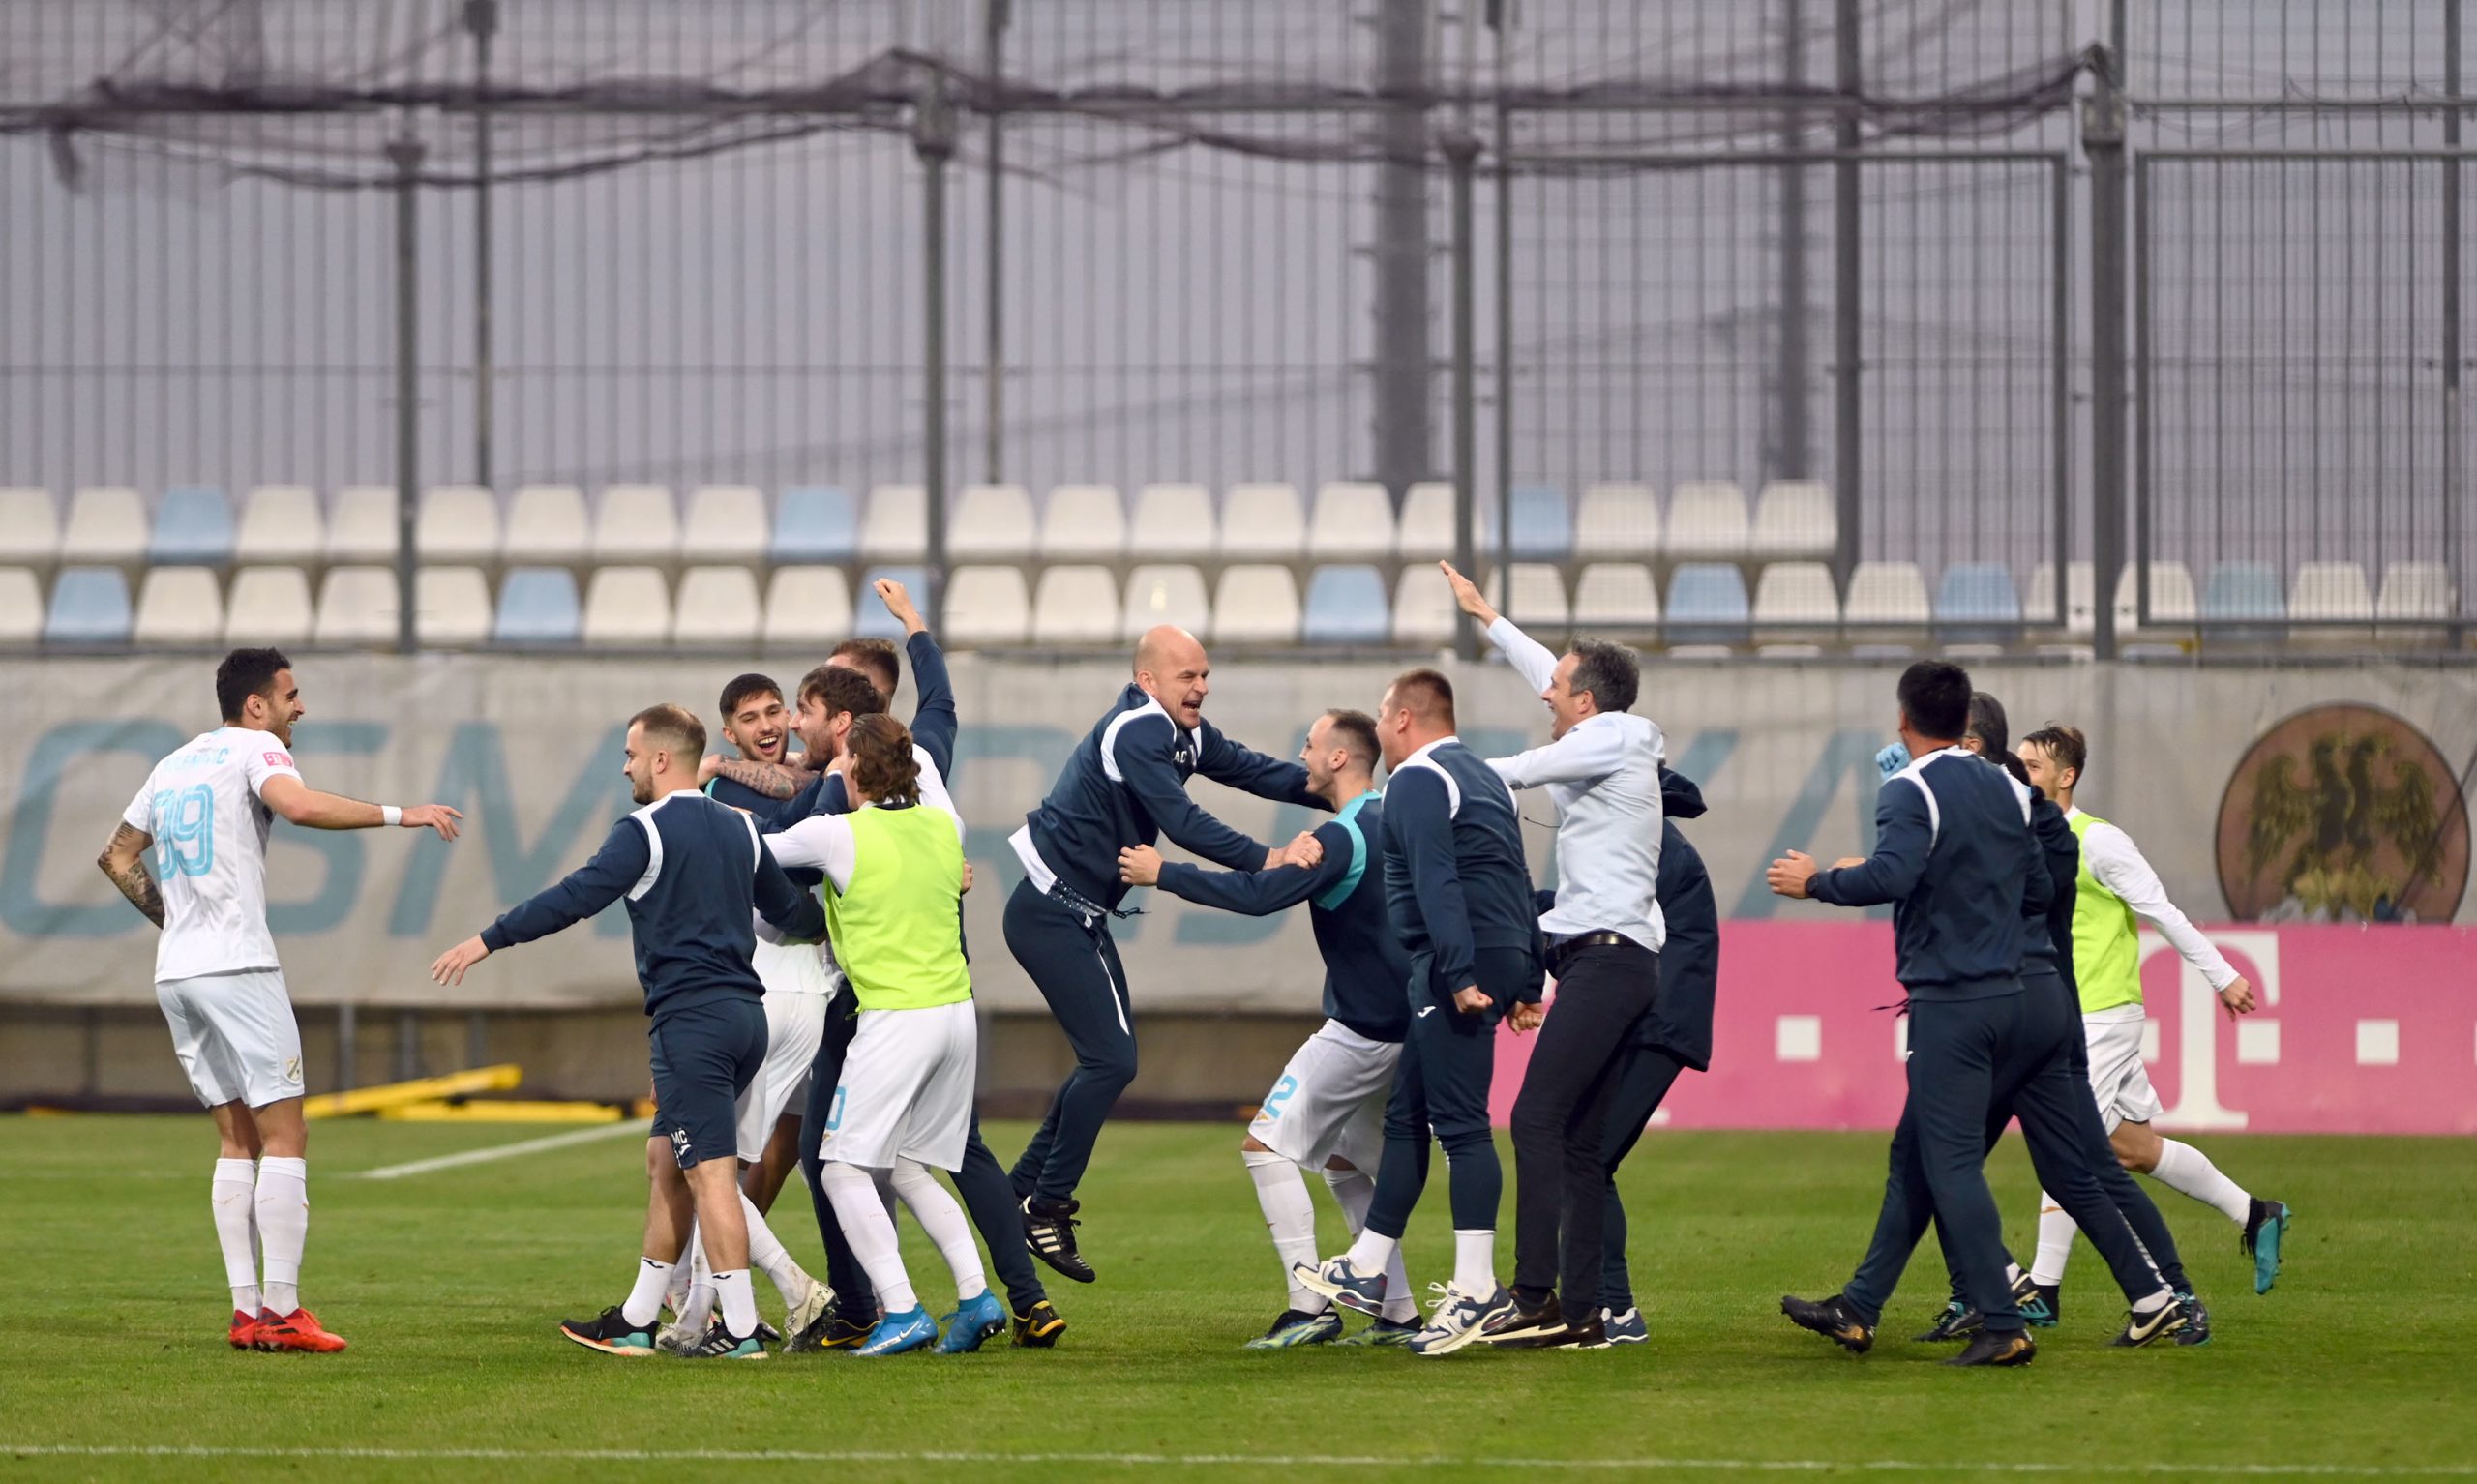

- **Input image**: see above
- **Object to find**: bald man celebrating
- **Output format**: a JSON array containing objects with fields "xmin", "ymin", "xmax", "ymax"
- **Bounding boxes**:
[{"xmin": 1006, "ymin": 626, "xmax": 1329, "ymax": 1281}]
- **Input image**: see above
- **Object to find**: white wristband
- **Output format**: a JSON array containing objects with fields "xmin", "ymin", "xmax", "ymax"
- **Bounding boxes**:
[{"xmin": 381, "ymin": 805, "xmax": 403, "ymax": 826}]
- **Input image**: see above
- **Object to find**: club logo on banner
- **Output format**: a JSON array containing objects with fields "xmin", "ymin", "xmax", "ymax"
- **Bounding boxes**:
[{"xmin": 2215, "ymin": 703, "xmax": 2468, "ymax": 925}]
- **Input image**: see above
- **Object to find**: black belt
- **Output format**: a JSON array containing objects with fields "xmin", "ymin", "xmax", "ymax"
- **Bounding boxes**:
[{"xmin": 1550, "ymin": 931, "xmax": 1646, "ymax": 975}]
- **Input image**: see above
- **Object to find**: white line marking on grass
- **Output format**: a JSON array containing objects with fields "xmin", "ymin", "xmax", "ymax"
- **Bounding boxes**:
[
  {"xmin": 8, "ymin": 1445, "xmax": 2471, "ymax": 1477},
  {"xmin": 352, "ymin": 1118, "xmax": 650, "ymax": 1180}
]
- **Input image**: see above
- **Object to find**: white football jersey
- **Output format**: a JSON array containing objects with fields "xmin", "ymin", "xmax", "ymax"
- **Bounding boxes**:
[{"xmin": 120, "ymin": 727, "xmax": 302, "ymax": 983}]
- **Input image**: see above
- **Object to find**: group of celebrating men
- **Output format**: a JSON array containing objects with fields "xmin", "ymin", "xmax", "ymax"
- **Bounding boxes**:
[{"xmin": 104, "ymin": 561, "xmax": 2288, "ymax": 1364}]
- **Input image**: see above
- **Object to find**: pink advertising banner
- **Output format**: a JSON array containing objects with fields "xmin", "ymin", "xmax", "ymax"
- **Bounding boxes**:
[{"xmin": 1490, "ymin": 924, "xmax": 2477, "ymax": 1136}]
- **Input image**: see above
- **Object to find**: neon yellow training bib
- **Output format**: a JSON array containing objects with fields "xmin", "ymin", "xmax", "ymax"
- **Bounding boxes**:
[
  {"xmin": 823, "ymin": 805, "xmax": 972, "ymax": 1012},
  {"xmin": 2066, "ymin": 810, "xmax": 2143, "ymax": 1015}
]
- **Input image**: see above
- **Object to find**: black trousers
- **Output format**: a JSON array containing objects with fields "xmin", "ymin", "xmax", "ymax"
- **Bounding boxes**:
[
  {"xmin": 1365, "ymin": 946, "xmax": 1537, "ymax": 1239},
  {"xmin": 1509, "ymin": 939, "xmax": 1660, "ymax": 1315},
  {"xmin": 798, "ymin": 988, "xmax": 1049, "ymax": 1317},
  {"xmin": 1597, "ymin": 1043, "xmax": 1689, "ymax": 1312}
]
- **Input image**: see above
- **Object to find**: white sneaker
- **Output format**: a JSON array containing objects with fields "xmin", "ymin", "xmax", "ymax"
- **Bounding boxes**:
[
  {"xmin": 1292, "ymin": 1255, "xmax": 1388, "ymax": 1318},
  {"xmin": 1409, "ymin": 1281, "xmax": 1514, "ymax": 1357},
  {"xmin": 782, "ymin": 1278, "xmax": 833, "ymax": 1349},
  {"xmin": 653, "ymin": 1319, "xmax": 707, "ymax": 1356}
]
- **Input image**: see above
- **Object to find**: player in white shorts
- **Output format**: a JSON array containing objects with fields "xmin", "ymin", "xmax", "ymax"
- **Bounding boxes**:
[
  {"xmin": 99, "ymin": 647, "xmax": 462, "ymax": 1353},
  {"xmin": 1121, "ymin": 709, "xmax": 1425, "ymax": 1347},
  {"xmin": 769, "ymin": 712, "xmax": 994, "ymax": 1358}
]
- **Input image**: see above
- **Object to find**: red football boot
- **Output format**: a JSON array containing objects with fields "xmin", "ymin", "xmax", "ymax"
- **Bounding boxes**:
[
  {"xmin": 226, "ymin": 1310, "xmax": 260, "ymax": 1350},
  {"xmin": 254, "ymin": 1308, "xmax": 349, "ymax": 1352}
]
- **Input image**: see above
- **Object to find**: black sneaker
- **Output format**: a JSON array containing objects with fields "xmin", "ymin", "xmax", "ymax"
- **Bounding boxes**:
[
  {"xmin": 1010, "ymin": 1298, "xmax": 1066, "ymax": 1348},
  {"xmin": 1478, "ymin": 1291, "xmax": 1566, "ymax": 1349},
  {"xmin": 788, "ymin": 1306, "xmax": 875, "ymax": 1353},
  {"xmin": 1022, "ymin": 1197, "xmax": 1095, "ymax": 1284},
  {"xmin": 2171, "ymin": 1292, "xmax": 2213, "ymax": 1347},
  {"xmin": 1915, "ymin": 1300, "xmax": 1982, "ymax": 1343},
  {"xmin": 2010, "ymin": 1270, "xmax": 2055, "ymax": 1328},
  {"xmin": 683, "ymin": 1323, "xmax": 767, "ymax": 1360},
  {"xmin": 2110, "ymin": 1297, "xmax": 2189, "ymax": 1348},
  {"xmin": 1560, "ymin": 1311, "xmax": 1611, "ymax": 1350},
  {"xmin": 1944, "ymin": 1328, "xmax": 2036, "ymax": 1367},
  {"xmin": 557, "ymin": 1304, "xmax": 657, "ymax": 1357},
  {"xmin": 2032, "ymin": 1283, "xmax": 2062, "ymax": 1328},
  {"xmin": 1779, "ymin": 1293, "xmax": 1874, "ymax": 1354}
]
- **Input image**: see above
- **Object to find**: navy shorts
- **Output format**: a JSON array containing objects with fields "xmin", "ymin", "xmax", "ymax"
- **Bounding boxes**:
[{"xmin": 649, "ymin": 994, "xmax": 768, "ymax": 1171}]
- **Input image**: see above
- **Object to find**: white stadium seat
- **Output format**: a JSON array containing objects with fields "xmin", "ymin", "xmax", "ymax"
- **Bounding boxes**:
[
  {"xmin": 1571, "ymin": 563, "xmax": 1659, "ymax": 627},
  {"xmin": 415, "ymin": 566, "xmax": 493, "ymax": 647},
  {"xmin": 418, "ymin": 486, "xmax": 501, "ymax": 564},
  {"xmin": 2287, "ymin": 560, "xmax": 2373, "ymax": 621},
  {"xmin": 677, "ymin": 486, "xmax": 769, "ymax": 565},
  {"xmin": 1842, "ymin": 561, "xmax": 1931, "ymax": 625},
  {"xmin": 591, "ymin": 485, "xmax": 681, "ymax": 565},
  {"xmin": 943, "ymin": 565, "xmax": 1031, "ymax": 646},
  {"xmin": 1039, "ymin": 485, "xmax": 1127, "ymax": 560},
  {"xmin": 134, "ymin": 567, "xmax": 224, "ymax": 645},
  {"xmin": 1390, "ymin": 567, "xmax": 1457, "ymax": 646},
  {"xmin": 222, "ymin": 566, "xmax": 313, "ymax": 645},
  {"xmin": 502, "ymin": 485, "xmax": 590, "ymax": 564},
  {"xmin": 1120, "ymin": 564, "xmax": 1211, "ymax": 640},
  {"xmin": 1218, "ymin": 484, "xmax": 1306, "ymax": 560},
  {"xmin": 59, "ymin": 486, "xmax": 149, "ymax": 567},
  {"xmin": 328, "ymin": 486, "xmax": 403, "ymax": 563},
  {"xmin": 1395, "ymin": 481, "xmax": 1456, "ymax": 560},
  {"xmin": 2376, "ymin": 561, "xmax": 2457, "ymax": 621},
  {"xmin": 1752, "ymin": 561, "xmax": 1841, "ymax": 625},
  {"xmin": 1031, "ymin": 566, "xmax": 1121, "ymax": 645},
  {"xmin": 1209, "ymin": 564, "xmax": 1301, "ymax": 643},
  {"xmin": 582, "ymin": 566, "xmax": 673, "ymax": 645},
  {"xmin": 0, "ymin": 567, "xmax": 44, "ymax": 645},
  {"xmin": 1573, "ymin": 483, "xmax": 1661, "ymax": 560},
  {"xmin": 1663, "ymin": 482, "xmax": 1750, "ymax": 563},
  {"xmin": 761, "ymin": 566, "xmax": 855, "ymax": 648},
  {"xmin": 1749, "ymin": 480, "xmax": 1835, "ymax": 561},
  {"xmin": 859, "ymin": 485, "xmax": 928, "ymax": 561},
  {"xmin": 0, "ymin": 489, "xmax": 61, "ymax": 569},
  {"xmin": 1307, "ymin": 481, "xmax": 1395, "ymax": 561},
  {"xmin": 314, "ymin": 566, "xmax": 401, "ymax": 646},
  {"xmin": 948, "ymin": 484, "xmax": 1036, "ymax": 561},
  {"xmin": 235, "ymin": 486, "xmax": 325, "ymax": 566},
  {"xmin": 2023, "ymin": 560, "xmax": 2096, "ymax": 636},
  {"xmin": 2112, "ymin": 561, "xmax": 2197, "ymax": 626},
  {"xmin": 1128, "ymin": 484, "xmax": 1218, "ymax": 560},
  {"xmin": 1490, "ymin": 563, "xmax": 1570, "ymax": 627},
  {"xmin": 671, "ymin": 566, "xmax": 762, "ymax": 647}
]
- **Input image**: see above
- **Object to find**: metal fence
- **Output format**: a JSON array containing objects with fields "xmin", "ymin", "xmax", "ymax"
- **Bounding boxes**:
[{"xmin": 1, "ymin": 1, "xmax": 2468, "ymax": 653}]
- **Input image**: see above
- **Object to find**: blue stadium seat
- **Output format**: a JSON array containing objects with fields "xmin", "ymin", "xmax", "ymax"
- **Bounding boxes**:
[
  {"xmin": 1301, "ymin": 564, "xmax": 1390, "ymax": 644},
  {"xmin": 492, "ymin": 566, "xmax": 582, "ymax": 645},
  {"xmin": 1662, "ymin": 563, "xmax": 1750, "ymax": 645},
  {"xmin": 149, "ymin": 486, "xmax": 235, "ymax": 566},
  {"xmin": 1483, "ymin": 484, "xmax": 1573, "ymax": 560},
  {"xmin": 2201, "ymin": 561, "xmax": 2285, "ymax": 622},
  {"xmin": 45, "ymin": 566, "xmax": 133, "ymax": 644},
  {"xmin": 772, "ymin": 486, "xmax": 860, "ymax": 565},
  {"xmin": 852, "ymin": 565, "xmax": 931, "ymax": 639},
  {"xmin": 1934, "ymin": 563, "xmax": 2022, "ymax": 625}
]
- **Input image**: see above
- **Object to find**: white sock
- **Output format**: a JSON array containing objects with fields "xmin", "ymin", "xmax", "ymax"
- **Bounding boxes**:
[
  {"xmin": 890, "ymin": 1159, "xmax": 987, "ymax": 1302},
  {"xmin": 1345, "ymin": 1225, "xmax": 1399, "ymax": 1275},
  {"xmin": 737, "ymin": 1192, "xmax": 814, "ymax": 1309},
  {"xmin": 254, "ymin": 1156, "xmax": 309, "ymax": 1316},
  {"xmin": 711, "ymin": 1269, "xmax": 760, "ymax": 1339},
  {"xmin": 1452, "ymin": 1229, "xmax": 1496, "ymax": 1297},
  {"xmin": 622, "ymin": 1256, "xmax": 674, "ymax": 1327},
  {"xmin": 1247, "ymin": 1149, "xmax": 1323, "ymax": 1314},
  {"xmin": 2132, "ymin": 1284, "xmax": 2173, "ymax": 1316},
  {"xmin": 2030, "ymin": 1191, "xmax": 2077, "ymax": 1288},
  {"xmin": 1323, "ymin": 1166, "xmax": 1416, "ymax": 1322},
  {"xmin": 679, "ymin": 1232, "xmax": 716, "ymax": 1328},
  {"xmin": 2150, "ymin": 1139, "xmax": 2253, "ymax": 1225},
  {"xmin": 211, "ymin": 1158, "xmax": 260, "ymax": 1315},
  {"xmin": 2005, "ymin": 1260, "xmax": 2024, "ymax": 1286},
  {"xmin": 821, "ymin": 1161, "xmax": 917, "ymax": 1315}
]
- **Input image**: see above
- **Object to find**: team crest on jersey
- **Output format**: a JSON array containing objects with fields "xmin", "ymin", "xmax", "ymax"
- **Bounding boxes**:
[{"xmin": 281, "ymin": 1055, "xmax": 303, "ymax": 1084}]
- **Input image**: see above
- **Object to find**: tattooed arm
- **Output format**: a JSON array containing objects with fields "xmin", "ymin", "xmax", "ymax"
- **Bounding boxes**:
[
  {"xmin": 98, "ymin": 823, "xmax": 165, "ymax": 929},
  {"xmin": 698, "ymin": 755, "xmax": 807, "ymax": 800}
]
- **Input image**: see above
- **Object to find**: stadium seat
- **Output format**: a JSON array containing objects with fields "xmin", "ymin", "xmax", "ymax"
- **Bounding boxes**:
[
  {"xmin": 1843, "ymin": 561, "xmax": 1932, "ymax": 626},
  {"xmin": 2375, "ymin": 561, "xmax": 2457, "ymax": 621},
  {"xmin": 853, "ymin": 565, "xmax": 930, "ymax": 639},
  {"xmin": 223, "ymin": 566, "xmax": 313, "ymax": 645},
  {"xmin": 1039, "ymin": 485, "xmax": 1128, "ymax": 560},
  {"xmin": 1662, "ymin": 563, "xmax": 1751, "ymax": 644},
  {"xmin": 944, "ymin": 565, "xmax": 1032, "ymax": 647},
  {"xmin": 761, "ymin": 566, "xmax": 855, "ymax": 649},
  {"xmin": 2200, "ymin": 561, "xmax": 2285, "ymax": 623},
  {"xmin": 676, "ymin": 486, "xmax": 769, "ymax": 566},
  {"xmin": 1219, "ymin": 484, "xmax": 1306, "ymax": 560},
  {"xmin": 1308, "ymin": 482, "xmax": 1396, "ymax": 561},
  {"xmin": 2023, "ymin": 560, "xmax": 2096, "ymax": 635},
  {"xmin": 0, "ymin": 567, "xmax": 43, "ymax": 646},
  {"xmin": 327, "ymin": 486, "xmax": 402, "ymax": 564},
  {"xmin": 1572, "ymin": 563, "xmax": 1660, "ymax": 628},
  {"xmin": 235, "ymin": 486, "xmax": 325, "ymax": 566},
  {"xmin": 1210, "ymin": 564, "xmax": 1302, "ymax": 644},
  {"xmin": 313, "ymin": 566, "xmax": 401, "ymax": 646},
  {"xmin": 1573, "ymin": 483, "xmax": 1661, "ymax": 560},
  {"xmin": 1120, "ymin": 564, "xmax": 1211, "ymax": 640},
  {"xmin": 1489, "ymin": 563, "xmax": 1570, "ymax": 627},
  {"xmin": 418, "ymin": 485, "xmax": 501, "ymax": 564},
  {"xmin": 581, "ymin": 567, "xmax": 673, "ymax": 646},
  {"xmin": 1390, "ymin": 567, "xmax": 1458, "ymax": 646},
  {"xmin": 2288, "ymin": 560, "xmax": 2373, "ymax": 621},
  {"xmin": 44, "ymin": 566, "xmax": 133, "ymax": 645},
  {"xmin": 1664, "ymin": 482, "xmax": 1751, "ymax": 563},
  {"xmin": 1934, "ymin": 562, "xmax": 2022, "ymax": 626},
  {"xmin": 1749, "ymin": 480, "xmax": 1835, "ymax": 562},
  {"xmin": 0, "ymin": 489, "xmax": 61, "ymax": 570},
  {"xmin": 1127, "ymin": 484, "xmax": 1217, "ymax": 560},
  {"xmin": 671, "ymin": 566, "xmax": 763, "ymax": 647},
  {"xmin": 1302, "ymin": 564, "xmax": 1390, "ymax": 644},
  {"xmin": 949, "ymin": 484, "xmax": 1037, "ymax": 562},
  {"xmin": 858, "ymin": 485, "xmax": 928, "ymax": 561},
  {"xmin": 1752, "ymin": 561, "xmax": 1841, "ymax": 625},
  {"xmin": 149, "ymin": 486, "xmax": 236, "ymax": 567},
  {"xmin": 134, "ymin": 567, "xmax": 224, "ymax": 645},
  {"xmin": 1490, "ymin": 485, "xmax": 1573, "ymax": 561},
  {"xmin": 59, "ymin": 487, "xmax": 149, "ymax": 568},
  {"xmin": 417, "ymin": 567, "xmax": 493, "ymax": 648},
  {"xmin": 591, "ymin": 485, "xmax": 680, "ymax": 566},
  {"xmin": 769, "ymin": 486, "xmax": 857, "ymax": 565},
  {"xmin": 492, "ymin": 567, "xmax": 582, "ymax": 646},
  {"xmin": 2113, "ymin": 561, "xmax": 2198, "ymax": 627},
  {"xmin": 502, "ymin": 485, "xmax": 590, "ymax": 565},
  {"xmin": 1032, "ymin": 566, "xmax": 1121, "ymax": 645},
  {"xmin": 1394, "ymin": 481, "xmax": 1456, "ymax": 560}
]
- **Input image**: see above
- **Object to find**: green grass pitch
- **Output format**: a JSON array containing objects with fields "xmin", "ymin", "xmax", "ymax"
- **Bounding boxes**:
[{"xmin": 3, "ymin": 1115, "xmax": 2471, "ymax": 1482}]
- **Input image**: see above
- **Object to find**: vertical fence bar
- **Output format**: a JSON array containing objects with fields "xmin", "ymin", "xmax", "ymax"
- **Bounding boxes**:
[
  {"xmin": 389, "ymin": 135, "xmax": 426, "ymax": 657},
  {"xmin": 1447, "ymin": 130, "xmax": 1480, "ymax": 660},
  {"xmin": 2446, "ymin": 0, "xmax": 2464, "ymax": 644},
  {"xmin": 1832, "ymin": 0, "xmax": 1862, "ymax": 583},
  {"xmin": 1373, "ymin": 0, "xmax": 1434, "ymax": 499},
  {"xmin": 1776, "ymin": 0, "xmax": 1811, "ymax": 480},
  {"xmin": 2133, "ymin": 157, "xmax": 2154, "ymax": 640},
  {"xmin": 2050, "ymin": 154, "xmax": 2073, "ymax": 627},
  {"xmin": 467, "ymin": 0, "xmax": 497, "ymax": 490},
  {"xmin": 984, "ymin": 0, "xmax": 1008, "ymax": 484},
  {"xmin": 2085, "ymin": 48, "xmax": 2130, "ymax": 660},
  {"xmin": 918, "ymin": 77, "xmax": 955, "ymax": 635},
  {"xmin": 1490, "ymin": 1, "xmax": 1514, "ymax": 610}
]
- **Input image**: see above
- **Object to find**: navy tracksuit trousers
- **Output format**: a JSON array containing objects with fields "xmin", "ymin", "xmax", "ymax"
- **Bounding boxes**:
[
  {"xmin": 1003, "ymin": 879, "xmax": 1137, "ymax": 1206},
  {"xmin": 1364, "ymin": 945, "xmax": 1537, "ymax": 1240}
]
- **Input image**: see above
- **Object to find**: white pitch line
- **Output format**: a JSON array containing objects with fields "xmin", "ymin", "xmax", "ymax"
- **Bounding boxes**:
[
  {"xmin": 5, "ymin": 1445, "xmax": 2471, "ymax": 1477},
  {"xmin": 352, "ymin": 1118, "xmax": 650, "ymax": 1180}
]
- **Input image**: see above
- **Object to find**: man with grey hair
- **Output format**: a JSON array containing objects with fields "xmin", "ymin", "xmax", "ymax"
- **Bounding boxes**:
[{"xmin": 1441, "ymin": 562, "xmax": 1666, "ymax": 1350}]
